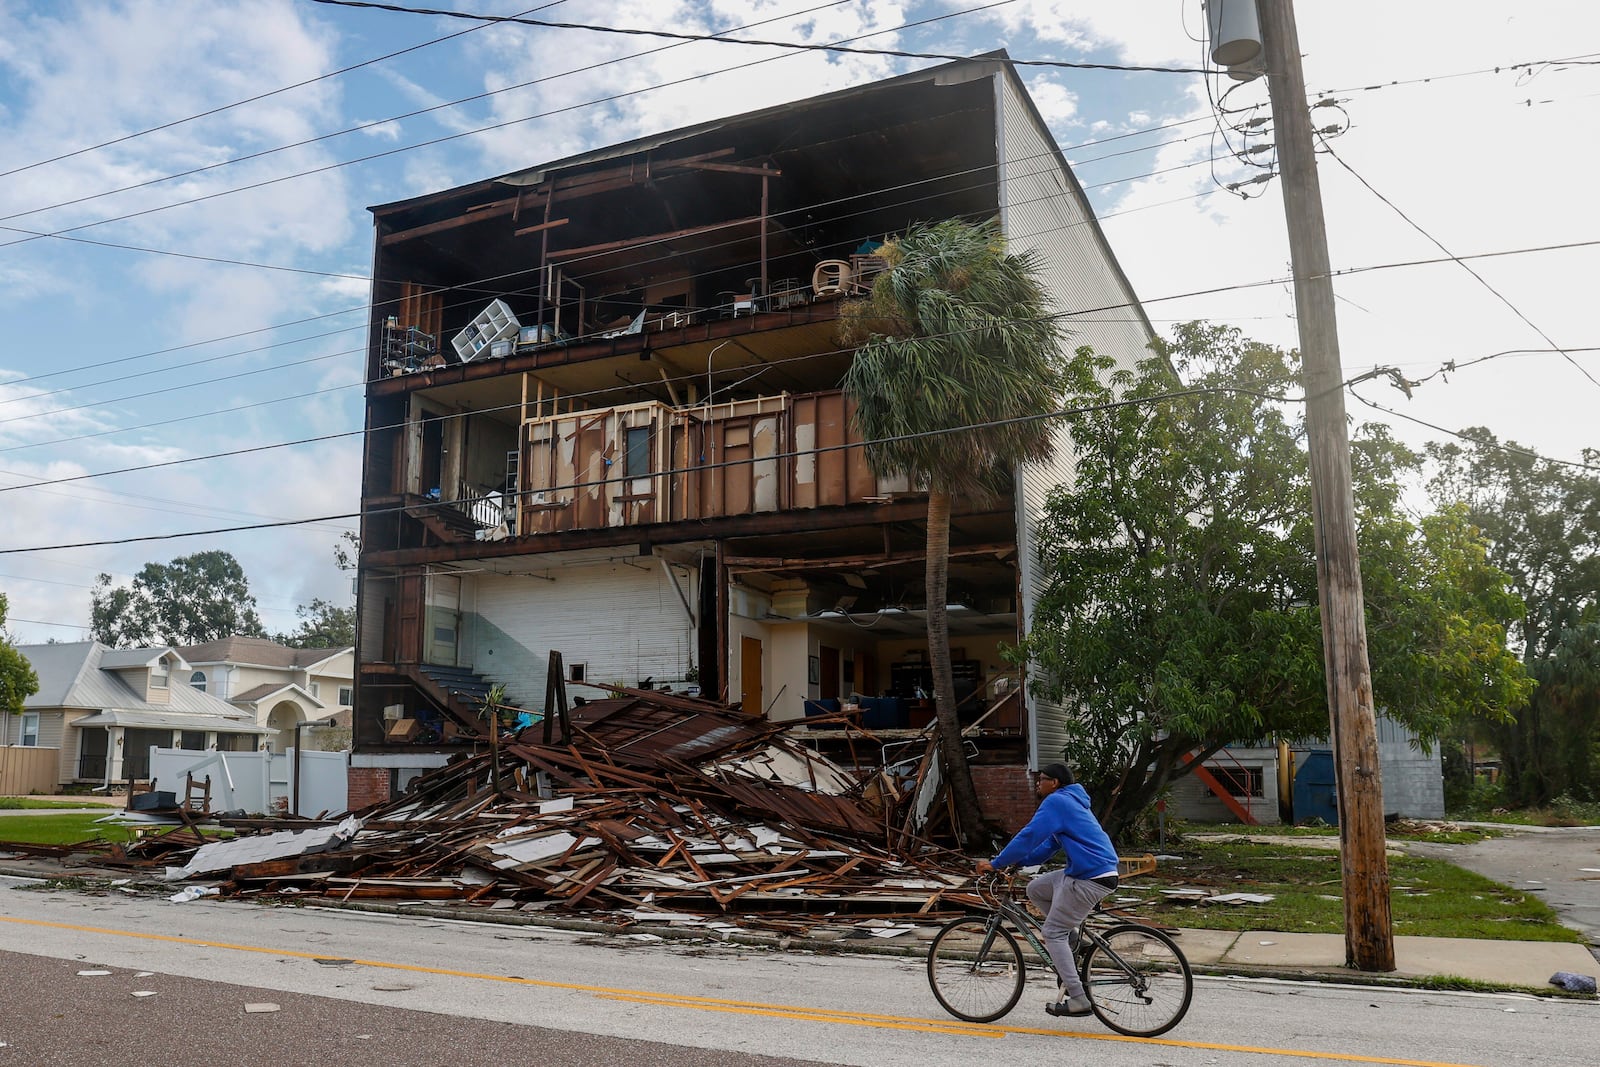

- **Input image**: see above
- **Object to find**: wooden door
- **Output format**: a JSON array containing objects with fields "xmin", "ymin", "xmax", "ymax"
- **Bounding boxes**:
[
  {"xmin": 739, "ymin": 636, "xmax": 763, "ymax": 715},
  {"xmin": 819, "ymin": 645, "xmax": 841, "ymax": 701}
]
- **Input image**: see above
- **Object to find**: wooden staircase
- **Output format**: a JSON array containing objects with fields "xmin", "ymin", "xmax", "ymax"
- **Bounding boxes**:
[
  {"xmin": 404, "ymin": 494, "xmax": 485, "ymax": 545},
  {"xmin": 393, "ymin": 663, "xmax": 499, "ymax": 738},
  {"xmin": 1180, "ymin": 750, "xmax": 1259, "ymax": 825}
]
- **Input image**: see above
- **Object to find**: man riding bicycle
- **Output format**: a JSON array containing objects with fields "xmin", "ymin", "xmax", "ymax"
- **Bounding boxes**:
[{"xmin": 975, "ymin": 762, "xmax": 1120, "ymax": 1018}]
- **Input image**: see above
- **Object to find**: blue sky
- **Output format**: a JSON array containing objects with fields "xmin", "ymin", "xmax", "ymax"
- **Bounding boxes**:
[{"xmin": 1, "ymin": 0, "xmax": 1596, "ymax": 645}]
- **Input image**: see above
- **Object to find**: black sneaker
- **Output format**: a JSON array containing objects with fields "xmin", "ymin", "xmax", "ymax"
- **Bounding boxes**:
[{"xmin": 1045, "ymin": 995, "xmax": 1094, "ymax": 1018}]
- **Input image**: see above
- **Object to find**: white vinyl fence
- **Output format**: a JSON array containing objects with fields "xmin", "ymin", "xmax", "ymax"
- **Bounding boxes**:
[{"xmin": 146, "ymin": 747, "xmax": 349, "ymax": 818}]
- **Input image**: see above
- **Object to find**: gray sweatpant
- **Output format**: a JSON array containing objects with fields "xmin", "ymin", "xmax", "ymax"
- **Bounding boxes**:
[{"xmin": 1026, "ymin": 868, "xmax": 1115, "ymax": 1000}]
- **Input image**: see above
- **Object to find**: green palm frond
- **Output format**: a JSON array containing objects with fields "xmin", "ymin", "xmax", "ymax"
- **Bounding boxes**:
[{"xmin": 841, "ymin": 218, "xmax": 1069, "ymax": 501}]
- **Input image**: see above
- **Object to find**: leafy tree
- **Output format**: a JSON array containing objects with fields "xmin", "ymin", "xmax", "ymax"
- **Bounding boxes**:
[
  {"xmin": 332, "ymin": 530, "xmax": 359, "ymax": 572},
  {"xmin": 0, "ymin": 594, "xmax": 41, "ymax": 716},
  {"xmin": 90, "ymin": 550, "xmax": 266, "ymax": 648},
  {"xmin": 1016, "ymin": 324, "xmax": 1530, "ymax": 839},
  {"xmin": 1427, "ymin": 430, "xmax": 1600, "ymax": 804},
  {"xmin": 840, "ymin": 218, "xmax": 1068, "ymax": 847},
  {"xmin": 277, "ymin": 598, "xmax": 356, "ymax": 650}
]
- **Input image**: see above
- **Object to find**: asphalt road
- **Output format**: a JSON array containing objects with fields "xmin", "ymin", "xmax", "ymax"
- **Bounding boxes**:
[
  {"xmin": 1406, "ymin": 825, "xmax": 1600, "ymax": 945},
  {"xmin": 1, "ymin": 877, "xmax": 1596, "ymax": 1067}
]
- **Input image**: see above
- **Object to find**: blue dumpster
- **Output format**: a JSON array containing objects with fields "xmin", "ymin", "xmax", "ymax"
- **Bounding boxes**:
[{"xmin": 1292, "ymin": 750, "xmax": 1339, "ymax": 826}]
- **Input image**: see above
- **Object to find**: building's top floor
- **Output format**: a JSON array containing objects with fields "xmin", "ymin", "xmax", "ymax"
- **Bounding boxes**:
[{"xmin": 361, "ymin": 54, "xmax": 1091, "ymax": 409}]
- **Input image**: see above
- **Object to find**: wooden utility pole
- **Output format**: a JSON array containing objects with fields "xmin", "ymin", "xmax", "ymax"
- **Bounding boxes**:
[{"xmin": 1257, "ymin": 0, "xmax": 1395, "ymax": 972}]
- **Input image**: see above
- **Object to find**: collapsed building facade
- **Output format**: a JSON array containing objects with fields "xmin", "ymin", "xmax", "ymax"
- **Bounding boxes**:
[{"xmin": 350, "ymin": 55, "xmax": 1155, "ymax": 819}]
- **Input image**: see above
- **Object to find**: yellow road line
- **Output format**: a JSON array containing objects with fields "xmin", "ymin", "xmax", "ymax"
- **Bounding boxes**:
[{"xmin": 0, "ymin": 914, "xmax": 1487, "ymax": 1066}]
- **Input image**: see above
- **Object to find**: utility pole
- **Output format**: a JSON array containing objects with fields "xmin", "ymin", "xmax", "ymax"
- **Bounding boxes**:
[{"xmin": 1257, "ymin": 0, "xmax": 1395, "ymax": 972}]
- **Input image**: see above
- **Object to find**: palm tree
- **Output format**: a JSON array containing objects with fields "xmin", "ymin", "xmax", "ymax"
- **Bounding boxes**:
[{"xmin": 841, "ymin": 218, "xmax": 1068, "ymax": 848}]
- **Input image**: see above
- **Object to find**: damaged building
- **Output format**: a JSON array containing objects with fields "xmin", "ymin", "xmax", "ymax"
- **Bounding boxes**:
[{"xmin": 350, "ymin": 54, "xmax": 1155, "ymax": 820}]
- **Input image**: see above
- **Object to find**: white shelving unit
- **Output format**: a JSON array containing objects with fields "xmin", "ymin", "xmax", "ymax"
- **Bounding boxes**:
[{"xmin": 452, "ymin": 299, "xmax": 520, "ymax": 363}]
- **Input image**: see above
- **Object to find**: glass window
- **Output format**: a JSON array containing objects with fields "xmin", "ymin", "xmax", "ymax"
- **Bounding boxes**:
[
  {"xmin": 179, "ymin": 731, "xmax": 205, "ymax": 751},
  {"xmin": 150, "ymin": 664, "xmax": 169, "ymax": 689},
  {"xmin": 215, "ymin": 733, "xmax": 243, "ymax": 752},
  {"xmin": 338, "ymin": 686, "xmax": 353, "ymax": 706},
  {"xmin": 310, "ymin": 681, "xmax": 321, "ymax": 699},
  {"xmin": 19, "ymin": 712, "xmax": 40, "ymax": 747},
  {"xmin": 190, "ymin": 671, "xmax": 207, "ymax": 692}
]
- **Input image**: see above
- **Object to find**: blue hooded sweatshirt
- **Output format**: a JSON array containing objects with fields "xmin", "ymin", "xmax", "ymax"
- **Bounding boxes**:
[{"xmin": 991, "ymin": 782, "xmax": 1119, "ymax": 879}]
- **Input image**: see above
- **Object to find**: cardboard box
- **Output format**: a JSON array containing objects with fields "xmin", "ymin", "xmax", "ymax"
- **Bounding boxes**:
[{"xmin": 385, "ymin": 717, "xmax": 421, "ymax": 741}]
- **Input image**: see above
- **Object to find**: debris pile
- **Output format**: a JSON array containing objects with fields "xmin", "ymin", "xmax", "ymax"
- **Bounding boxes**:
[{"xmin": 57, "ymin": 689, "xmax": 981, "ymax": 935}]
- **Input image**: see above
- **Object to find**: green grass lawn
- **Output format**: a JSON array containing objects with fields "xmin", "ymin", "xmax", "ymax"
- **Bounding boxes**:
[
  {"xmin": 0, "ymin": 812, "xmax": 138, "ymax": 847},
  {"xmin": 0, "ymin": 797, "xmax": 114, "ymax": 810},
  {"xmin": 1122, "ymin": 837, "xmax": 1581, "ymax": 943}
]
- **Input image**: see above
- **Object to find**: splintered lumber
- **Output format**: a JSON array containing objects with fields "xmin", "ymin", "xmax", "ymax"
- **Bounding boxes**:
[{"xmin": 125, "ymin": 688, "xmax": 979, "ymax": 934}]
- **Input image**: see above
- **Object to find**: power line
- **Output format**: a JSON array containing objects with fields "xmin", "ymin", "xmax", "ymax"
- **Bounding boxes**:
[
  {"xmin": 1348, "ymin": 387, "xmax": 1599, "ymax": 473},
  {"xmin": 0, "ymin": 1, "xmax": 1014, "ymax": 254},
  {"xmin": 0, "ymin": 1, "xmax": 568, "ymax": 182},
  {"xmin": 307, "ymin": 0, "xmax": 1210, "ymax": 74},
  {"xmin": 1320, "ymin": 140, "xmax": 1600, "ymax": 393},
  {"xmin": 1313, "ymin": 51, "xmax": 1600, "ymax": 97},
  {"xmin": 0, "ymin": 0, "xmax": 852, "ymax": 230}
]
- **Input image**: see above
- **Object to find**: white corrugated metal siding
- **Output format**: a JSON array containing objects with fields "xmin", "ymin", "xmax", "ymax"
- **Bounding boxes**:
[{"xmin": 994, "ymin": 71, "xmax": 1157, "ymax": 769}]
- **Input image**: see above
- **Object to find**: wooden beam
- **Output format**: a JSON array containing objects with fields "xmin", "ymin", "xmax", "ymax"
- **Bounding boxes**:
[
  {"xmin": 380, "ymin": 195, "xmax": 537, "ymax": 246},
  {"xmin": 512, "ymin": 217, "xmax": 570, "ymax": 238},
  {"xmin": 546, "ymin": 216, "xmax": 761, "ymax": 261},
  {"xmin": 363, "ymin": 502, "xmax": 1012, "ymax": 568},
  {"xmin": 676, "ymin": 161, "xmax": 783, "ymax": 177}
]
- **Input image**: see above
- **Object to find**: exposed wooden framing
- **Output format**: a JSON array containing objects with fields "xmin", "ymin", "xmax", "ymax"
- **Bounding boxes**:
[
  {"xmin": 512, "ymin": 216, "xmax": 570, "ymax": 238},
  {"xmin": 548, "ymin": 216, "xmax": 761, "ymax": 261},
  {"xmin": 380, "ymin": 195, "xmax": 534, "ymax": 245},
  {"xmin": 676, "ymin": 161, "xmax": 783, "ymax": 177}
]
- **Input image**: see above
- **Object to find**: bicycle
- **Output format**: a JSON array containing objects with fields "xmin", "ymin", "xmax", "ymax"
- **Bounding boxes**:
[{"xmin": 926, "ymin": 870, "xmax": 1193, "ymax": 1036}]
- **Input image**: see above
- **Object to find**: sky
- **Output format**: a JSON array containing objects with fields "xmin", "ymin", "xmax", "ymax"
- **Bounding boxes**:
[{"xmin": 0, "ymin": 0, "xmax": 1596, "ymax": 646}]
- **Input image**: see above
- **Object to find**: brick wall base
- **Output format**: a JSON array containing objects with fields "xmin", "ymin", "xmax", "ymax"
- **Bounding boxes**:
[
  {"xmin": 346, "ymin": 766, "xmax": 390, "ymax": 812},
  {"xmin": 973, "ymin": 762, "xmax": 1038, "ymax": 835}
]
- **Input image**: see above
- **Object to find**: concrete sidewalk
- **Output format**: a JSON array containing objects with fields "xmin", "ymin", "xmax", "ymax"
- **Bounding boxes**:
[{"xmin": 1173, "ymin": 927, "xmax": 1599, "ymax": 990}]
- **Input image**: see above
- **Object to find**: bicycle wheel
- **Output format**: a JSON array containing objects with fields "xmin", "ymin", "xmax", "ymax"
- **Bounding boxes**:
[
  {"xmin": 926, "ymin": 916, "xmax": 1026, "ymax": 1023},
  {"xmin": 1083, "ymin": 923, "xmax": 1193, "ymax": 1037}
]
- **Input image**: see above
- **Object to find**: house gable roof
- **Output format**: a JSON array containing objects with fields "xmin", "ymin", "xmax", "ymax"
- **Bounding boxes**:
[{"xmin": 18, "ymin": 641, "xmax": 256, "ymax": 724}]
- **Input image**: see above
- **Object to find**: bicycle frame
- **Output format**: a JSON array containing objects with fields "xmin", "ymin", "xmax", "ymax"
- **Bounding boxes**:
[{"xmin": 973, "ymin": 873, "xmax": 1116, "ymax": 977}]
